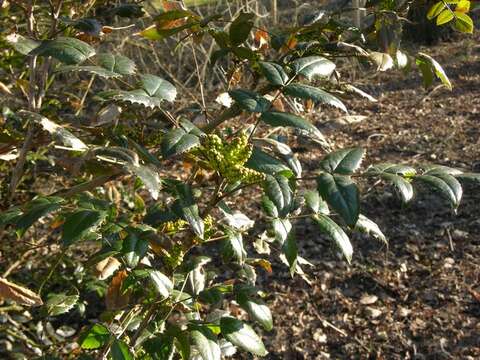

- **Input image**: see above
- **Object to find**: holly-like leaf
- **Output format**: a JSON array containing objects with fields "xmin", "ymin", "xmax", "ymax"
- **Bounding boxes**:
[
  {"xmin": 98, "ymin": 53, "xmax": 136, "ymax": 75},
  {"xmin": 62, "ymin": 209, "xmax": 105, "ymax": 246},
  {"xmin": 284, "ymin": 83, "xmax": 347, "ymax": 112},
  {"xmin": 317, "ymin": 173, "xmax": 359, "ymax": 226},
  {"xmin": 415, "ymin": 173, "xmax": 462, "ymax": 208},
  {"xmin": 237, "ymin": 292, "xmax": 273, "ymax": 331},
  {"xmin": 190, "ymin": 325, "xmax": 221, "ymax": 360},
  {"xmin": 45, "ymin": 293, "xmax": 79, "ymax": 316},
  {"xmin": 355, "ymin": 214, "xmax": 387, "ymax": 244},
  {"xmin": 228, "ymin": 89, "xmax": 271, "ymax": 113},
  {"xmin": 161, "ymin": 127, "xmax": 200, "ymax": 158},
  {"xmin": 260, "ymin": 111, "xmax": 324, "ymax": 141},
  {"xmin": 263, "ymin": 174, "xmax": 293, "ymax": 217},
  {"xmin": 111, "ymin": 339, "xmax": 133, "ymax": 360},
  {"xmin": 282, "ymin": 232, "xmax": 298, "ymax": 276},
  {"xmin": 220, "ymin": 317, "xmax": 267, "ymax": 356},
  {"xmin": 79, "ymin": 324, "xmax": 110, "ymax": 350},
  {"xmin": 15, "ymin": 197, "xmax": 64, "ymax": 236},
  {"xmin": 259, "ymin": 61, "xmax": 289, "ymax": 86},
  {"xmin": 223, "ymin": 229, "xmax": 247, "ymax": 264},
  {"xmin": 172, "ymin": 184, "xmax": 204, "ymax": 239},
  {"xmin": 97, "ymin": 89, "xmax": 163, "ymax": 108},
  {"xmin": 319, "ymin": 148, "xmax": 365, "ymax": 175},
  {"xmin": 304, "ymin": 190, "xmax": 329, "ymax": 214},
  {"xmin": 312, "ymin": 214, "xmax": 353, "ymax": 263},
  {"xmin": 271, "ymin": 218, "xmax": 292, "ymax": 245},
  {"xmin": 149, "ymin": 270, "xmax": 173, "ymax": 299},
  {"xmin": 245, "ymin": 147, "xmax": 293, "ymax": 176},
  {"xmin": 122, "ymin": 232, "xmax": 149, "ymax": 268},
  {"xmin": 140, "ymin": 74, "xmax": 177, "ymax": 102},
  {"xmin": 6, "ymin": 33, "xmax": 40, "ymax": 55},
  {"xmin": 29, "ymin": 37, "xmax": 95, "ymax": 65},
  {"xmin": 229, "ymin": 12, "xmax": 255, "ymax": 46},
  {"xmin": 291, "ymin": 56, "xmax": 336, "ymax": 80},
  {"xmin": 381, "ymin": 173, "xmax": 414, "ymax": 203},
  {"xmin": 416, "ymin": 53, "xmax": 452, "ymax": 90},
  {"xmin": 57, "ymin": 65, "xmax": 120, "ymax": 78}
]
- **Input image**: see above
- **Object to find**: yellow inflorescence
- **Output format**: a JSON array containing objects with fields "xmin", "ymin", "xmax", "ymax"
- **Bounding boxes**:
[{"xmin": 197, "ymin": 133, "xmax": 265, "ymax": 184}]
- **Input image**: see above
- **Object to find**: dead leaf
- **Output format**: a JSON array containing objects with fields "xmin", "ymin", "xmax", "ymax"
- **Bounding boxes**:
[
  {"xmin": 254, "ymin": 28, "xmax": 269, "ymax": 51},
  {"xmin": 0, "ymin": 278, "xmax": 43, "ymax": 306},
  {"xmin": 95, "ymin": 257, "xmax": 121, "ymax": 281},
  {"xmin": 105, "ymin": 270, "xmax": 130, "ymax": 310}
]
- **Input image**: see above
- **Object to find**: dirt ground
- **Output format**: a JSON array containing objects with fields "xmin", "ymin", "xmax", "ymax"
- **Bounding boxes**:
[{"xmin": 249, "ymin": 37, "xmax": 480, "ymax": 359}]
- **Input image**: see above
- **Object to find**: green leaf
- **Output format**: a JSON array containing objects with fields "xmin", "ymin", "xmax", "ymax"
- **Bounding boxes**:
[
  {"xmin": 62, "ymin": 209, "xmax": 105, "ymax": 246},
  {"xmin": 271, "ymin": 218, "xmax": 292, "ymax": 244},
  {"xmin": 111, "ymin": 339, "xmax": 133, "ymax": 360},
  {"xmin": 56, "ymin": 65, "xmax": 120, "ymax": 78},
  {"xmin": 229, "ymin": 12, "xmax": 255, "ymax": 46},
  {"xmin": 263, "ymin": 174, "xmax": 293, "ymax": 217},
  {"xmin": 355, "ymin": 214, "xmax": 387, "ymax": 244},
  {"xmin": 122, "ymin": 232, "xmax": 149, "ymax": 268},
  {"xmin": 97, "ymin": 89, "xmax": 163, "ymax": 108},
  {"xmin": 245, "ymin": 147, "xmax": 293, "ymax": 176},
  {"xmin": 0, "ymin": 207, "xmax": 22, "ymax": 227},
  {"xmin": 223, "ymin": 229, "xmax": 247, "ymax": 264},
  {"xmin": 257, "ymin": 137, "xmax": 302, "ymax": 177},
  {"xmin": 416, "ymin": 53, "xmax": 452, "ymax": 90},
  {"xmin": 79, "ymin": 324, "xmax": 110, "ymax": 350},
  {"xmin": 190, "ymin": 325, "xmax": 221, "ymax": 360},
  {"xmin": 60, "ymin": 17, "xmax": 102, "ymax": 36},
  {"xmin": 427, "ymin": 2, "xmax": 446, "ymax": 19},
  {"xmin": 415, "ymin": 173, "xmax": 462, "ymax": 208},
  {"xmin": 125, "ymin": 163, "xmax": 162, "ymax": 200},
  {"xmin": 260, "ymin": 111, "xmax": 324, "ymax": 141},
  {"xmin": 291, "ymin": 56, "xmax": 336, "ymax": 80},
  {"xmin": 29, "ymin": 37, "xmax": 95, "ymax": 65},
  {"xmin": 436, "ymin": 9, "xmax": 455, "ymax": 25},
  {"xmin": 380, "ymin": 173, "xmax": 414, "ymax": 203},
  {"xmin": 6, "ymin": 33, "xmax": 40, "ymax": 55},
  {"xmin": 367, "ymin": 163, "xmax": 416, "ymax": 177},
  {"xmin": 173, "ymin": 184, "xmax": 204, "ymax": 238},
  {"xmin": 317, "ymin": 173, "xmax": 359, "ymax": 226},
  {"xmin": 15, "ymin": 197, "xmax": 64, "ymax": 236},
  {"xmin": 312, "ymin": 214, "xmax": 353, "ymax": 263},
  {"xmin": 259, "ymin": 62, "xmax": 289, "ymax": 86},
  {"xmin": 304, "ymin": 190, "xmax": 329, "ymax": 214},
  {"xmin": 140, "ymin": 74, "xmax": 177, "ymax": 102},
  {"xmin": 284, "ymin": 84, "xmax": 347, "ymax": 112},
  {"xmin": 220, "ymin": 317, "xmax": 267, "ymax": 356},
  {"xmin": 453, "ymin": 12, "xmax": 474, "ymax": 33},
  {"xmin": 143, "ymin": 335, "xmax": 174, "ymax": 360},
  {"xmin": 319, "ymin": 148, "xmax": 365, "ymax": 175},
  {"xmin": 149, "ymin": 270, "xmax": 173, "ymax": 299},
  {"xmin": 237, "ymin": 292, "xmax": 273, "ymax": 331},
  {"xmin": 228, "ymin": 89, "xmax": 271, "ymax": 113},
  {"xmin": 455, "ymin": 172, "xmax": 480, "ymax": 184},
  {"xmin": 282, "ymin": 232, "xmax": 298, "ymax": 276},
  {"xmin": 45, "ymin": 293, "xmax": 79, "ymax": 316},
  {"xmin": 161, "ymin": 127, "xmax": 200, "ymax": 158},
  {"xmin": 98, "ymin": 53, "xmax": 137, "ymax": 75}
]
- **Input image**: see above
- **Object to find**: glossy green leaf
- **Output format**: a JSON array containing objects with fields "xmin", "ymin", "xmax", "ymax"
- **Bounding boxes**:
[
  {"xmin": 97, "ymin": 53, "xmax": 136, "ymax": 75},
  {"xmin": 126, "ymin": 163, "xmax": 162, "ymax": 200},
  {"xmin": 245, "ymin": 147, "xmax": 293, "ymax": 176},
  {"xmin": 436, "ymin": 9, "xmax": 454, "ymax": 25},
  {"xmin": 260, "ymin": 111, "xmax": 324, "ymax": 140},
  {"xmin": 122, "ymin": 232, "xmax": 149, "ymax": 268},
  {"xmin": 355, "ymin": 214, "xmax": 387, "ymax": 244},
  {"xmin": 220, "ymin": 317, "xmax": 267, "ymax": 356},
  {"xmin": 172, "ymin": 184, "xmax": 204, "ymax": 238},
  {"xmin": 427, "ymin": 2, "xmax": 446, "ymax": 19},
  {"xmin": 455, "ymin": 172, "xmax": 480, "ymax": 184},
  {"xmin": 79, "ymin": 324, "xmax": 110, "ymax": 350},
  {"xmin": 143, "ymin": 335, "xmax": 174, "ymax": 360},
  {"xmin": 319, "ymin": 148, "xmax": 365, "ymax": 175},
  {"xmin": 228, "ymin": 89, "xmax": 271, "ymax": 113},
  {"xmin": 56, "ymin": 65, "xmax": 120, "ymax": 78},
  {"xmin": 140, "ymin": 74, "xmax": 177, "ymax": 102},
  {"xmin": 263, "ymin": 174, "xmax": 293, "ymax": 217},
  {"xmin": 111, "ymin": 339, "xmax": 133, "ymax": 360},
  {"xmin": 291, "ymin": 56, "xmax": 336, "ymax": 80},
  {"xmin": 190, "ymin": 325, "xmax": 221, "ymax": 360},
  {"xmin": 284, "ymin": 83, "xmax": 347, "ymax": 112},
  {"xmin": 317, "ymin": 173, "xmax": 359, "ymax": 226},
  {"xmin": 15, "ymin": 197, "xmax": 64, "ymax": 236},
  {"xmin": 161, "ymin": 127, "xmax": 200, "ymax": 158},
  {"xmin": 62, "ymin": 209, "xmax": 105, "ymax": 246},
  {"xmin": 29, "ymin": 37, "xmax": 95, "ymax": 65},
  {"xmin": 271, "ymin": 218, "xmax": 292, "ymax": 244},
  {"xmin": 237, "ymin": 292, "xmax": 273, "ymax": 331},
  {"xmin": 304, "ymin": 190, "xmax": 329, "ymax": 215},
  {"xmin": 282, "ymin": 232, "xmax": 298, "ymax": 276},
  {"xmin": 256, "ymin": 137, "xmax": 302, "ymax": 177},
  {"xmin": 229, "ymin": 12, "xmax": 255, "ymax": 46},
  {"xmin": 97, "ymin": 89, "xmax": 163, "ymax": 108},
  {"xmin": 453, "ymin": 12, "xmax": 474, "ymax": 33},
  {"xmin": 6, "ymin": 33, "xmax": 40, "ymax": 55},
  {"xmin": 415, "ymin": 173, "xmax": 462, "ymax": 208},
  {"xmin": 312, "ymin": 214, "xmax": 353, "ymax": 263},
  {"xmin": 259, "ymin": 62, "xmax": 289, "ymax": 86},
  {"xmin": 223, "ymin": 229, "xmax": 246, "ymax": 264},
  {"xmin": 46, "ymin": 293, "xmax": 79, "ymax": 316},
  {"xmin": 380, "ymin": 173, "xmax": 414, "ymax": 203},
  {"xmin": 149, "ymin": 270, "xmax": 173, "ymax": 299},
  {"xmin": 416, "ymin": 53, "xmax": 452, "ymax": 90}
]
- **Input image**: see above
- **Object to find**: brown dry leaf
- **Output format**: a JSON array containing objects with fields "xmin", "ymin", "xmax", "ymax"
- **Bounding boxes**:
[
  {"xmin": 250, "ymin": 259, "xmax": 272, "ymax": 273},
  {"xmin": 105, "ymin": 270, "xmax": 130, "ymax": 310},
  {"xmin": 158, "ymin": 1, "xmax": 188, "ymax": 30},
  {"xmin": 254, "ymin": 28, "xmax": 269, "ymax": 51},
  {"xmin": 163, "ymin": 0, "xmax": 185, "ymax": 11},
  {"xmin": 228, "ymin": 67, "xmax": 242, "ymax": 88},
  {"xmin": 0, "ymin": 81, "xmax": 12, "ymax": 95},
  {"xmin": 0, "ymin": 278, "xmax": 43, "ymax": 306},
  {"xmin": 280, "ymin": 35, "xmax": 297, "ymax": 54},
  {"xmin": 95, "ymin": 257, "xmax": 121, "ymax": 281},
  {"xmin": 50, "ymin": 217, "xmax": 64, "ymax": 230}
]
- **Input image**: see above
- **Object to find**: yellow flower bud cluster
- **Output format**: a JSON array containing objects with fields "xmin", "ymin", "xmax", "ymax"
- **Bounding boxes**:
[
  {"xmin": 163, "ymin": 243, "xmax": 184, "ymax": 269},
  {"xmin": 198, "ymin": 133, "xmax": 265, "ymax": 184},
  {"xmin": 161, "ymin": 218, "xmax": 188, "ymax": 235}
]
